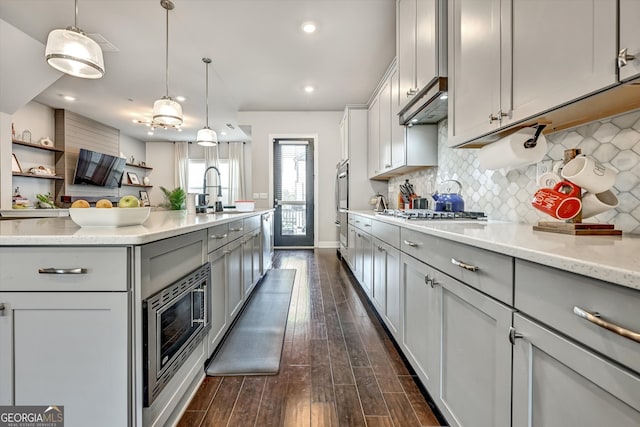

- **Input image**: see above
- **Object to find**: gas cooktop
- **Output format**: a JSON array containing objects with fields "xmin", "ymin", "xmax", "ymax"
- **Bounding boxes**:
[{"xmin": 378, "ymin": 209, "xmax": 487, "ymax": 221}]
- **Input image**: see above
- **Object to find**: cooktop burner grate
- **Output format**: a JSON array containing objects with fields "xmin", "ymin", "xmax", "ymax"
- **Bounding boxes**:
[{"xmin": 378, "ymin": 209, "xmax": 487, "ymax": 220}]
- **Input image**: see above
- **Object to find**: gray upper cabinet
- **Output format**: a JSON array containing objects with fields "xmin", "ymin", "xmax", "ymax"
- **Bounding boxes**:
[
  {"xmin": 449, "ymin": 0, "xmax": 617, "ymax": 147},
  {"xmin": 512, "ymin": 314, "xmax": 640, "ymax": 427},
  {"xmin": 398, "ymin": 0, "xmax": 441, "ymax": 111},
  {"xmin": 619, "ymin": 0, "xmax": 640, "ymax": 82}
]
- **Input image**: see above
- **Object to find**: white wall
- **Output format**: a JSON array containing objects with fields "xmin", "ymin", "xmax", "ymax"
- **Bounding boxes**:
[
  {"xmin": 145, "ymin": 142, "xmax": 175, "ymax": 207},
  {"xmin": 238, "ymin": 110, "xmax": 343, "ymax": 248}
]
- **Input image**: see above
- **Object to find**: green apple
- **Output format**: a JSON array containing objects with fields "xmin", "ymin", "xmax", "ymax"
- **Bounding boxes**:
[{"xmin": 118, "ymin": 195, "xmax": 140, "ymax": 208}]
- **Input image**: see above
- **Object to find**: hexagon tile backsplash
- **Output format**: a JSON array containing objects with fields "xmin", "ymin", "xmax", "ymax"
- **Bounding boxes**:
[{"xmin": 388, "ymin": 110, "xmax": 640, "ymax": 233}]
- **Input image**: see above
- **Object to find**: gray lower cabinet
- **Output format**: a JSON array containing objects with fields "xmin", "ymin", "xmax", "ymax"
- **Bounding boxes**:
[
  {"xmin": 242, "ymin": 233, "xmax": 253, "ymax": 297},
  {"xmin": 400, "ymin": 253, "xmax": 440, "ymax": 393},
  {"xmin": 373, "ymin": 237, "xmax": 401, "ymax": 338},
  {"xmin": 512, "ymin": 313, "xmax": 640, "ymax": 426},
  {"xmin": 347, "ymin": 224, "xmax": 357, "ymax": 270},
  {"xmin": 207, "ymin": 246, "xmax": 228, "ymax": 355},
  {"xmin": 227, "ymin": 237, "xmax": 244, "ymax": 321},
  {"xmin": 0, "ymin": 292, "xmax": 129, "ymax": 427},
  {"xmin": 435, "ymin": 270, "xmax": 512, "ymax": 427}
]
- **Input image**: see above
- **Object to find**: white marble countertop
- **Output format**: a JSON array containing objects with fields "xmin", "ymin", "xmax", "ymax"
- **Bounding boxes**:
[
  {"xmin": 349, "ymin": 210, "xmax": 640, "ymax": 291},
  {"xmin": 0, "ymin": 209, "xmax": 271, "ymax": 246}
]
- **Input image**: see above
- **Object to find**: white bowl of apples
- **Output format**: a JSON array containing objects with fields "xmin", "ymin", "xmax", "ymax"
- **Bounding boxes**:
[{"xmin": 69, "ymin": 196, "xmax": 151, "ymax": 227}]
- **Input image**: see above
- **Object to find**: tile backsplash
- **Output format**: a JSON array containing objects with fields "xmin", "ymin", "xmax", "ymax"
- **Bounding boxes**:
[{"xmin": 388, "ymin": 110, "xmax": 640, "ymax": 234}]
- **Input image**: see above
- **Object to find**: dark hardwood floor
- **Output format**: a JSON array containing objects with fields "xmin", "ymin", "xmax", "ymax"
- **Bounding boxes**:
[{"xmin": 177, "ymin": 249, "xmax": 442, "ymax": 427}]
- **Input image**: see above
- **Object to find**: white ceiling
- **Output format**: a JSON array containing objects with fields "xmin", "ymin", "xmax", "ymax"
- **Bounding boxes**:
[{"xmin": 0, "ymin": 0, "xmax": 396, "ymax": 142}]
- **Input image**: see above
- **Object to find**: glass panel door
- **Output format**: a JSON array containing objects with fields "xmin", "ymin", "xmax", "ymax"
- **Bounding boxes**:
[{"xmin": 273, "ymin": 138, "xmax": 314, "ymax": 246}]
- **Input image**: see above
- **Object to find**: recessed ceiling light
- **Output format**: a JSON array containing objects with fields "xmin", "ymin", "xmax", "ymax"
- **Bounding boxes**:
[
  {"xmin": 63, "ymin": 95, "xmax": 76, "ymax": 101},
  {"xmin": 175, "ymin": 96, "xmax": 186, "ymax": 102},
  {"xmin": 221, "ymin": 131, "xmax": 227, "ymax": 136},
  {"xmin": 302, "ymin": 22, "xmax": 317, "ymax": 34},
  {"xmin": 439, "ymin": 93, "xmax": 448, "ymax": 100},
  {"xmin": 147, "ymin": 131, "xmax": 154, "ymax": 136},
  {"xmin": 304, "ymin": 85, "xmax": 315, "ymax": 93}
]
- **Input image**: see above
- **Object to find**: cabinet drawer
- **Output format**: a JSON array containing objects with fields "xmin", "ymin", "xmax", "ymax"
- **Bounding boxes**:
[
  {"xmin": 352, "ymin": 215, "xmax": 372, "ymax": 231},
  {"xmin": 400, "ymin": 228, "xmax": 513, "ymax": 304},
  {"xmin": 243, "ymin": 215, "xmax": 260, "ymax": 232},
  {"xmin": 0, "ymin": 247, "xmax": 129, "ymax": 291},
  {"xmin": 227, "ymin": 219, "xmax": 245, "ymax": 242},
  {"xmin": 372, "ymin": 219, "xmax": 400, "ymax": 248},
  {"xmin": 515, "ymin": 259, "xmax": 640, "ymax": 375},
  {"xmin": 207, "ymin": 223, "xmax": 229, "ymax": 253}
]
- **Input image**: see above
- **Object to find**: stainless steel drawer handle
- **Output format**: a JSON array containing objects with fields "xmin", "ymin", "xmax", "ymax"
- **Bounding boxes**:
[
  {"xmin": 377, "ymin": 245, "xmax": 385, "ymax": 251},
  {"xmin": 210, "ymin": 233, "xmax": 227, "ymax": 239},
  {"xmin": 0, "ymin": 303, "xmax": 5, "ymax": 316},
  {"xmin": 364, "ymin": 224, "xmax": 371, "ymax": 227},
  {"xmin": 229, "ymin": 227, "xmax": 243, "ymax": 232},
  {"xmin": 38, "ymin": 268, "xmax": 88, "ymax": 274},
  {"xmin": 451, "ymin": 258, "xmax": 479, "ymax": 272},
  {"xmin": 573, "ymin": 306, "xmax": 640, "ymax": 344},
  {"xmin": 403, "ymin": 240, "xmax": 418, "ymax": 247}
]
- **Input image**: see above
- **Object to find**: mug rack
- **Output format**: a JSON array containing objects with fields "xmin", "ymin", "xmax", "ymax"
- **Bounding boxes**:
[{"xmin": 533, "ymin": 148, "xmax": 622, "ymax": 236}]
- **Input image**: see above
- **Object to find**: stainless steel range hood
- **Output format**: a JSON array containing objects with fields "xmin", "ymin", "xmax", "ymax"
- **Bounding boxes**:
[{"xmin": 398, "ymin": 76, "xmax": 448, "ymax": 125}]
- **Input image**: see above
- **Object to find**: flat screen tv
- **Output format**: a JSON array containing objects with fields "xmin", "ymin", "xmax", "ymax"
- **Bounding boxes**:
[{"xmin": 73, "ymin": 148, "xmax": 126, "ymax": 188}]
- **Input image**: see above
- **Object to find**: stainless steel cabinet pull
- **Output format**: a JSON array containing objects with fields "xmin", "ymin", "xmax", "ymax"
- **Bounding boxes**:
[
  {"xmin": 618, "ymin": 48, "xmax": 636, "ymax": 68},
  {"xmin": 488, "ymin": 111, "xmax": 508, "ymax": 124},
  {"xmin": 223, "ymin": 250, "xmax": 231, "ymax": 255},
  {"xmin": 509, "ymin": 327, "xmax": 523, "ymax": 345},
  {"xmin": 210, "ymin": 233, "xmax": 227, "ymax": 239},
  {"xmin": 377, "ymin": 245, "xmax": 385, "ymax": 251},
  {"xmin": 338, "ymin": 172, "xmax": 347, "ymax": 179},
  {"xmin": 573, "ymin": 306, "xmax": 640, "ymax": 344},
  {"xmin": 406, "ymin": 87, "xmax": 419, "ymax": 97},
  {"xmin": 38, "ymin": 268, "xmax": 88, "ymax": 274},
  {"xmin": 0, "ymin": 303, "xmax": 5, "ymax": 316},
  {"xmin": 424, "ymin": 275, "xmax": 439, "ymax": 288},
  {"xmin": 229, "ymin": 227, "xmax": 243, "ymax": 232},
  {"xmin": 451, "ymin": 258, "xmax": 479, "ymax": 272},
  {"xmin": 403, "ymin": 240, "xmax": 418, "ymax": 247},
  {"xmin": 384, "ymin": 164, "xmax": 392, "ymax": 168},
  {"xmin": 364, "ymin": 223, "xmax": 371, "ymax": 227}
]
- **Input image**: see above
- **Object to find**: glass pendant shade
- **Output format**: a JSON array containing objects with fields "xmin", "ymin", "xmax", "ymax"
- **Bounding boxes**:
[
  {"xmin": 152, "ymin": 97, "xmax": 183, "ymax": 126},
  {"xmin": 197, "ymin": 127, "xmax": 218, "ymax": 146},
  {"xmin": 45, "ymin": 28, "xmax": 105, "ymax": 79}
]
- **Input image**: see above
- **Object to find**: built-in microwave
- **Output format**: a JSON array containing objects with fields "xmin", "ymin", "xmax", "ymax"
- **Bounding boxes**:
[{"xmin": 142, "ymin": 263, "xmax": 211, "ymax": 407}]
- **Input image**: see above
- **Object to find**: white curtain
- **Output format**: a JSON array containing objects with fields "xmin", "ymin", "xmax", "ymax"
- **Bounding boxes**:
[
  {"xmin": 174, "ymin": 141, "xmax": 189, "ymax": 190},
  {"xmin": 204, "ymin": 145, "xmax": 220, "ymax": 204},
  {"xmin": 228, "ymin": 142, "xmax": 246, "ymax": 202}
]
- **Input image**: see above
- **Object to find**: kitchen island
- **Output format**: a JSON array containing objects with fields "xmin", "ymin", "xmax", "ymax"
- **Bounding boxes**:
[
  {"xmin": 345, "ymin": 210, "xmax": 640, "ymax": 427},
  {"xmin": 0, "ymin": 209, "xmax": 274, "ymax": 427}
]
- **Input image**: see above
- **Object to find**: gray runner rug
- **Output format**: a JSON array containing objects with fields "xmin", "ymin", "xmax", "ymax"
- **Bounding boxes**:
[{"xmin": 205, "ymin": 269, "xmax": 296, "ymax": 376}]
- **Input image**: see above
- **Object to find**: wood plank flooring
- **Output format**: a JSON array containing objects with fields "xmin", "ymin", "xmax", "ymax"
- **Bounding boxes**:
[{"xmin": 178, "ymin": 249, "xmax": 442, "ymax": 427}]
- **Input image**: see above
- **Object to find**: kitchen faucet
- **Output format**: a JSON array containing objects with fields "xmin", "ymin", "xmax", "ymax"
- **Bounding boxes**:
[{"xmin": 198, "ymin": 166, "xmax": 223, "ymax": 212}]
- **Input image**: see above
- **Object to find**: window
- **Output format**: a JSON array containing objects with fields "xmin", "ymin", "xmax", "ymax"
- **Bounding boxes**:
[{"xmin": 188, "ymin": 159, "xmax": 230, "ymax": 206}]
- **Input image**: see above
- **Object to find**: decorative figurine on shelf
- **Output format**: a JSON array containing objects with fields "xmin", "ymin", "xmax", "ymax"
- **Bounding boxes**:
[
  {"xmin": 22, "ymin": 130, "xmax": 31, "ymax": 143},
  {"xmin": 143, "ymin": 176, "xmax": 150, "ymax": 185},
  {"xmin": 11, "ymin": 123, "xmax": 16, "ymax": 140},
  {"xmin": 130, "ymin": 155, "xmax": 135, "ymax": 164}
]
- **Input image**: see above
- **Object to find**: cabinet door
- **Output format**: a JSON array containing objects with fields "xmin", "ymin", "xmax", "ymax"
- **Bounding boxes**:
[
  {"xmin": 400, "ymin": 254, "xmax": 439, "ymax": 392},
  {"xmin": 242, "ymin": 235, "xmax": 253, "ymax": 296},
  {"xmin": 437, "ymin": 272, "xmax": 512, "ymax": 427},
  {"xmin": 367, "ymin": 95, "xmax": 380, "ymax": 178},
  {"xmin": 372, "ymin": 238, "xmax": 388, "ymax": 314},
  {"xmin": 619, "ymin": 0, "xmax": 640, "ymax": 82},
  {"xmin": 513, "ymin": 314, "xmax": 640, "ymax": 427},
  {"xmin": 347, "ymin": 224, "xmax": 357, "ymax": 270},
  {"xmin": 0, "ymin": 292, "xmax": 129, "ymax": 427},
  {"xmin": 252, "ymin": 230, "xmax": 261, "ymax": 285},
  {"xmin": 227, "ymin": 239, "xmax": 244, "ymax": 321},
  {"xmin": 208, "ymin": 247, "xmax": 227, "ymax": 355},
  {"xmin": 448, "ymin": 0, "xmax": 503, "ymax": 146},
  {"xmin": 378, "ymin": 79, "xmax": 392, "ymax": 173},
  {"xmin": 383, "ymin": 243, "xmax": 401, "ymax": 338},
  {"xmin": 390, "ymin": 66, "xmax": 405, "ymax": 169},
  {"xmin": 415, "ymin": 0, "xmax": 438, "ymax": 91},
  {"xmin": 398, "ymin": 0, "xmax": 418, "ymax": 108},
  {"xmin": 360, "ymin": 232, "xmax": 374, "ymax": 296},
  {"xmin": 340, "ymin": 111, "xmax": 349, "ymax": 162},
  {"xmin": 509, "ymin": 0, "xmax": 617, "ymax": 124}
]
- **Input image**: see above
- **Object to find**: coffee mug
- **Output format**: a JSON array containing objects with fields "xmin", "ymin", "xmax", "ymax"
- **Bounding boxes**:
[
  {"xmin": 581, "ymin": 190, "xmax": 619, "ymax": 219},
  {"xmin": 532, "ymin": 181, "xmax": 582, "ymax": 220},
  {"xmin": 560, "ymin": 155, "xmax": 617, "ymax": 194}
]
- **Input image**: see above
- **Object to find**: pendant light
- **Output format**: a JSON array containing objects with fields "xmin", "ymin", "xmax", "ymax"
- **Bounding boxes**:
[
  {"xmin": 45, "ymin": 0, "xmax": 105, "ymax": 79},
  {"xmin": 151, "ymin": 0, "xmax": 183, "ymax": 128},
  {"xmin": 197, "ymin": 58, "xmax": 218, "ymax": 146}
]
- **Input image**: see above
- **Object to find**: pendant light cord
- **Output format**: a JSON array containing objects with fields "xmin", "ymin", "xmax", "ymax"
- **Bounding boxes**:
[
  {"xmin": 74, "ymin": 0, "xmax": 78, "ymax": 28},
  {"xmin": 165, "ymin": 5, "xmax": 169, "ymax": 98},
  {"xmin": 205, "ymin": 59, "xmax": 210, "ymax": 127}
]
